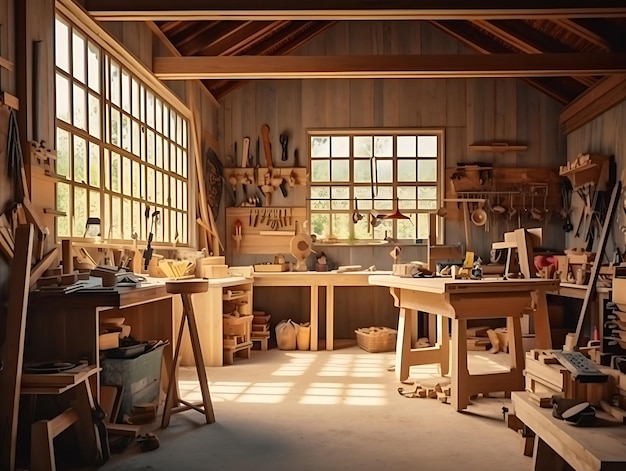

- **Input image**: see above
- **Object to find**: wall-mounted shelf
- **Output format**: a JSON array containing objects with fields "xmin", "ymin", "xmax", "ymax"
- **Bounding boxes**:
[
  {"xmin": 469, "ymin": 143, "xmax": 527, "ymax": 152},
  {"xmin": 559, "ymin": 153, "xmax": 611, "ymax": 191},
  {"xmin": 43, "ymin": 208, "xmax": 67, "ymax": 217},
  {"xmin": 223, "ymin": 167, "xmax": 307, "ymax": 187}
]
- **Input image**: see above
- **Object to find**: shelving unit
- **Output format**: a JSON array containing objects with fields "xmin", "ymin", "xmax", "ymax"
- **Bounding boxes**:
[
  {"xmin": 469, "ymin": 142, "xmax": 527, "ymax": 152},
  {"xmin": 559, "ymin": 153, "xmax": 611, "ymax": 190}
]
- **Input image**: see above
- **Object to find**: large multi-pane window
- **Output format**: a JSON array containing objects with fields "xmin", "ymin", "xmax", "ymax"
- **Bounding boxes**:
[
  {"xmin": 54, "ymin": 14, "xmax": 189, "ymax": 244},
  {"xmin": 309, "ymin": 130, "xmax": 443, "ymax": 242}
]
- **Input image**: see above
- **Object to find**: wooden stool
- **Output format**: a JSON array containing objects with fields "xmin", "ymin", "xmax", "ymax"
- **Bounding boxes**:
[
  {"xmin": 21, "ymin": 366, "xmax": 104, "ymax": 471},
  {"xmin": 162, "ymin": 279, "xmax": 215, "ymax": 428}
]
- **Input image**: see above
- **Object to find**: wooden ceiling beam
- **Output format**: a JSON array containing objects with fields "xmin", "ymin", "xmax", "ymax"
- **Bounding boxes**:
[
  {"xmin": 560, "ymin": 74, "xmax": 626, "ymax": 133},
  {"xmin": 570, "ymin": 18, "xmax": 626, "ymax": 51},
  {"xmin": 84, "ymin": 1, "xmax": 626, "ymax": 21},
  {"xmin": 153, "ymin": 53, "xmax": 626, "ymax": 80},
  {"xmin": 146, "ymin": 21, "xmax": 221, "ymax": 109},
  {"xmin": 178, "ymin": 22, "xmax": 250, "ymax": 56},
  {"xmin": 430, "ymin": 20, "xmax": 584, "ymax": 103},
  {"xmin": 472, "ymin": 20, "xmax": 596, "ymax": 87}
]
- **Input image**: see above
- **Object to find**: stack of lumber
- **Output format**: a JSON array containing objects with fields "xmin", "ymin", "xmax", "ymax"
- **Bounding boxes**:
[
  {"xmin": 251, "ymin": 311, "xmax": 271, "ymax": 351},
  {"xmin": 524, "ymin": 349, "xmax": 612, "ymax": 407}
]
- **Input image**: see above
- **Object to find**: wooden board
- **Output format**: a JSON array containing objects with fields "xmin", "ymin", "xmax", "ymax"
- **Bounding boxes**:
[{"xmin": 0, "ymin": 224, "xmax": 34, "ymax": 471}]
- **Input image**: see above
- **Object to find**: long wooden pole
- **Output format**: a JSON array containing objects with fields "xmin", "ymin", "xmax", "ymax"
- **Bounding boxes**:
[{"xmin": 0, "ymin": 224, "xmax": 34, "ymax": 471}]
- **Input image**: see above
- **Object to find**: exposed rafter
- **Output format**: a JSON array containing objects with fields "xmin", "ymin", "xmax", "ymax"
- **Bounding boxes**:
[
  {"xmin": 430, "ymin": 20, "xmax": 587, "ymax": 103},
  {"xmin": 473, "ymin": 20, "xmax": 596, "ymax": 87},
  {"xmin": 153, "ymin": 53, "xmax": 626, "ymax": 81},
  {"xmin": 85, "ymin": 1, "xmax": 626, "ymax": 21}
]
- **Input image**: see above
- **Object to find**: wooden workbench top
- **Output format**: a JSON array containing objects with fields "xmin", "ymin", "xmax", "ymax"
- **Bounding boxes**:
[{"xmin": 369, "ymin": 274, "xmax": 560, "ymax": 294}]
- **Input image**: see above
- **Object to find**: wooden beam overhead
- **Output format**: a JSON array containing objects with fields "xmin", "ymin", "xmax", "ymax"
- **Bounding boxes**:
[
  {"xmin": 560, "ymin": 74, "xmax": 626, "ymax": 133},
  {"xmin": 85, "ymin": 1, "xmax": 626, "ymax": 21},
  {"xmin": 551, "ymin": 19, "xmax": 611, "ymax": 51},
  {"xmin": 153, "ymin": 53, "xmax": 626, "ymax": 80}
]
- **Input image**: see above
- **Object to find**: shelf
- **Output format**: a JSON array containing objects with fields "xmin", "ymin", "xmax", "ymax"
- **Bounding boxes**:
[
  {"xmin": 469, "ymin": 143, "xmax": 527, "ymax": 152},
  {"xmin": 43, "ymin": 208, "xmax": 67, "ymax": 217}
]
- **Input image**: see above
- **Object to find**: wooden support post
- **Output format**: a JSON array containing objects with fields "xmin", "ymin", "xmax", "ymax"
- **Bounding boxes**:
[
  {"xmin": 0, "ymin": 224, "xmax": 34, "ymax": 471},
  {"xmin": 61, "ymin": 239, "xmax": 73, "ymax": 274}
]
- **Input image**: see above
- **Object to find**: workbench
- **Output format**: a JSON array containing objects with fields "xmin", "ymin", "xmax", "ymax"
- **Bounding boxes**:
[
  {"xmin": 368, "ymin": 275, "xmax": 559, "ymax": 411},
  {"xmin": 27, "ymin": 279, "xmax": 175, "ymax": 402},
  {"xmin": 512, "ymin": 391, "xmax": 626, "ymax": 471},
  {"xmin": 253, "ymin": 270, "xmax": 392, "ymax": 351}
]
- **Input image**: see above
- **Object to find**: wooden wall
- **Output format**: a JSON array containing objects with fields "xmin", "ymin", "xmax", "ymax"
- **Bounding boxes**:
[
  {"xmin": 218, "ymin": 20, "xmax": 566, "ymax": 337},
  {"xmin": 219, "ymin": 21, "xmax": 566, "ymax": 265},
  {"xmin": 566, "ymin": 100, "xmax": 626, "ymax": 256}
]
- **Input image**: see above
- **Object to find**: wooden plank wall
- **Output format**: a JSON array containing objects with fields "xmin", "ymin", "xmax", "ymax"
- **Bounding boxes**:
[
  {"xmin": 219, "ymin": 20, "xmax": 566, "ymax": 336},
  {"xmin": 219, "ymin": 21, "xmax": 566, "ymax": 263},
  {"xmin": 566, "ymin": 100, "xmax": 626, "ymax": 256}
]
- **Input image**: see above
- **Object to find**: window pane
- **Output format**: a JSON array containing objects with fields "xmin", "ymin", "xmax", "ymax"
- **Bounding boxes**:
[
  {"xmin": 89, "ymin": 190, "xmax": 100, "ymax": 218},
  {"xmin": 88, "ymin": 142, "xmax": 100, "ymax": 187},
  {"xmin": 311, "ymin": 136, "xmax": 330, "ymax": 158},
  {"xmin": 73, "ymin": 136, "xmax": 86, "ymax": 184},
  {"xmin": 374, "ymin": 186, "xmax": 393, "ymax": 210},
  {"xmin": 87, "ymin": 41, "xmax": 100, "ymax": 92},
  {"xmin": 146, "ymin": 91, "xmax": 155, "ymax": 128},
  {"xmin": 182, "ymin": 151, "xmax": 188, "ymax": 178},
  {"xmin": 132, "ymin": 161, "xmax": 141, "ymax": 198},
  {"xmin": 56, "ymin": 129, "xmax": 70, "ymax": 177},
  {"xmin": 103, "ymin": 195, "xmax": 110, "ymax": 239},
  {"xmin": 182, "ymin": 181, "xmax": 188, "ymax": 211},
  {"xmin": 110, "ymin": 60, "xmax": 121, "ymax": 106},
  {"xmin": 418, "ymin": 186, "xmax": 437, "ymax": 200},
  {"xmin": 331, "ymin": 136, "xmax": 349, "ymax": 157},
  {"xmin": 55, "ymin": 74, "xmax": 70, "ymax": 122},
  {"xmin": 354, "ymin": 217, "xmax": 371, "ymax": 240},
  {"xmin": 72, "ymin": 84, "xmax": 86, "ymax": 130},
  {"xmin": 310, "ymin": 186, "xmax": 330, "ymax": 210},
  {"xmin": 155, "ymin": 135, "xmax": 163, "ymax": 168},
  {"xmin": 123, "ymin": 198, "xmax": 131, "ymax": 239},
  {"xmin": 155, "ymin": 99, "xmax": 162, "ymax": 133},
  {"xmin": 121, "ymin": 114, "xmax": 131, "ymax": 152},
  {"xmin": 331, "ymin": 213, "xmax": 350, "ymax": 239},
  {"xmin": 103, "ymin": 149, "xmax": 110, "ymax": 190},
  {"xmin": 354, "ymin": 188, "xmax": 372, "ymax": 209},
  {"xmin": 353, "ymin": 136, "xmax": 372, "ymax": 157},
  {"xmin": 353, "ymin": 159, "xmax": 371, "ymax": 183},
  {"xmin": 56, "ymin": 182, "xmax": 70, "ymax": 236},
  {"xmin": 311, "ymin": 213, "xmax": 329, "ymax": 238},
  {"xmin": 132, "ymin": 78, "xmax": 140, "ymax": 118},
  {"xmin": 122, "ymin": 70, "xmax": 131, "ymax": 113},
  {"xmin": 110, "ymin": 107, "xmax": 121, "ymax": 146},
  {"xmin": 397, "ymin": 187, "xmax": 416, "ymax": 209},
  {"xmin": 397, "ymin": 216, "xmax": 417, "ymax": 240},
  {"xmin": 311, "ymin": 160, "xmax": 330, "ymax": 182},
  {"xmin": 111, "ymin": 196, "xmax": 121, "ymax": 239},
  {"xmin": 132, "ymin": 120, "xmax": 141, "ymax": 156},
  {"xmin": 122, "ymin": 157, "xmax": 131, "ymax": 196},
  {"xmin": 72, "ymin": 30, "xmax": 85, "ymax": 83},
  {"xmin": 397, "ymin": 136, "xmax": 416, "ymax": 157},
  {"xmin": 376, "ymin": 159, "xmax": 393, "ymax": 183},
  {"xmin": 331, "ymin": 187, "xmax": 349, "ymax": 210},
  {"xmin": 418, "ymin": 159, "xmax": 437, "ymax": 182},
  {"xmin": 133, "ymin": 200, "xmax": 141, "ymax": 240},
  {"xmin": 397, "ymin": 160, "xmax": 416, "ymax": 182},
  {"xmin": 111, "ymin": 152, "xmax": 121, "ymax": 193},
  {"xmin": 417, "ymin": 135, "xmax": 438, "ymax": 157},
  {"xmin": 55, "ymin": 19, "xmax": 70, "ymax": 73},
  {"xmin": 147, "ymin": 129, "xmax": 155, "ymax": 164},
  {"xmin": 417, "ymin": 213, "xmax": 430, "ymax": 239},
  {"xmin": 88, "ymin": 92, "xmax": 100, "ymax": 138},
  {"xmin": 374, "ymin": 136, "xmax": 393, "ymax": 157},
  {"xmin": 331, "ymin": 160, "xmax": 349, "ymax": 182},
  {"xmin": 156, "ymin": 171, "xmax": 163, "ymax": 205},
  {"xmin": 373, "ymin": 218, "xmax": 393, "ymax": 239},
  {"xmin": 74, "ymin": 186, "xmax": 87, "ymax": 236},
  {"xmin": 147, "ymin": 167, "xmax": 155, "ymax": 202}
]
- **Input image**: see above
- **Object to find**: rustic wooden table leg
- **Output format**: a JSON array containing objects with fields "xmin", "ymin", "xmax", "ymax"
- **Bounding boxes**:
[
  {"xmin": 438, "ymin": 315, "xmax": 450, "ymax": 376},
  {"xmin": 507, "ymin": 316, "xmax": 525, "ymax": 392},
  {"xmin": 451, "ymin": 318, "xmax": 470, "ymax": 411},
  {"xmin": 395, "ymin": 307, "xmax": 414, "ymax": 381},
  {"xmin": 310, "ymin": 286, "xmax": 319, "ymax": 351},
  {"xmin": 532, "ymin": 290, "xmax": 552, "ymax": 349},
  {"xmin": 326, "ymin": 285, "xmax": 334, "ymax": 351}
]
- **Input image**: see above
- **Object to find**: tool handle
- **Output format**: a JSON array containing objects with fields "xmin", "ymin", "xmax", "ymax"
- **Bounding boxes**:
[{"xmin": 261, "ymin": 124, "xmax": 273, "ymax": 169}]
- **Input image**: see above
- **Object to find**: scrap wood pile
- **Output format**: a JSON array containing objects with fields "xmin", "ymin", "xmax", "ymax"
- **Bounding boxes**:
[
  {"xmin": 398, "ymin": 380, "xmax": 452, "ymax": 404},
  {"xmin": 466, "ymin": 325, "xmax": 508, "ymax": 353}
]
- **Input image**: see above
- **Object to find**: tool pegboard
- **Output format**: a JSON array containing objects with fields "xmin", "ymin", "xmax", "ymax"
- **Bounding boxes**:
[{"xmin": 225, "ymin": 206, "xmax": 306, "ymax": 255}]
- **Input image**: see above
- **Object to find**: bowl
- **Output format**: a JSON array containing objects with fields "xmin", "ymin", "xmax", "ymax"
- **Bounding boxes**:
[{"xmin": 471, "ymin": 208, "xmax": 488, "ymax": 226}]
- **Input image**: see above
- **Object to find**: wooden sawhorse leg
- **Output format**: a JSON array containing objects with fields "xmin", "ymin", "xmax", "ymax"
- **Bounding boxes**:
[{"xmin": 162, "ymin": 292, "xmax": 215, "ymax": 428}]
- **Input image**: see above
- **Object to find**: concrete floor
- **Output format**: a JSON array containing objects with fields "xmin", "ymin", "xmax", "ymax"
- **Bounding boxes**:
[{"xmin": 101, "ymin": 344, "xmax": 532, "ymax": 471}]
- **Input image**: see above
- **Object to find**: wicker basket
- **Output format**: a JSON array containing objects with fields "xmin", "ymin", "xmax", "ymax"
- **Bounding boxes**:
[{"xmin": 354, "ymin": 327, "xmax": 397, "ymax": 353}]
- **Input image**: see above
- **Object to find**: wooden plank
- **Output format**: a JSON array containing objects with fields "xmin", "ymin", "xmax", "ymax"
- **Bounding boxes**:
[
  {"xmin": 29, "ymin": 247, "xmax": 60, "ymax": 288},
  {"xmin": 574, "ymin": 181, "xmax": 621, "ymax": 345},
  {"xmin": 0, "ymin": 224, "xmax": 34, "ymax": 471},
  {"xmin": 560, "ymin": 74, "xmax": 626, "ymax": 134},
  {"xmin": 153, "ymin": 54, "xmax": 626, "ymax": 80},
  {"xmin": 84, "ymin": 1, "xmax": 626, "ymax": 21},
  {"xmin": 0, "ymin": 91, "xmax": 19, "ymax": 109}
]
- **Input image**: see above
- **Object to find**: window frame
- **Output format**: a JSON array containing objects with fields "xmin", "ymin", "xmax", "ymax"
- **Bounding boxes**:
[
  {"xmin": 307, "ymin": 128, "xmax": 445, "ymax": 245},
  {"xmin": 54, "ymin": 6, "xmax": 192, "ymax": 246}
]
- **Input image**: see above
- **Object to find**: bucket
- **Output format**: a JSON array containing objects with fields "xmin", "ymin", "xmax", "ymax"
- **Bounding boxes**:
[{"xmin": 296, "ymin": 322, "xmax": 311, "ymax": 350}]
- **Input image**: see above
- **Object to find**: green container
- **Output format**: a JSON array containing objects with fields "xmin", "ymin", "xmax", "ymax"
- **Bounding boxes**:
[{"xmin": 101, "ymin": 344, "xmax": 164, "ymax": 419}]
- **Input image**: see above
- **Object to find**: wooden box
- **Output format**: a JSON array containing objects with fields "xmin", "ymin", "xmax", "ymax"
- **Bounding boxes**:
[
  {"xmin": 201, "ymin": 264, "xmax": 229, "ymax": 279},
  {"xmin": 254, "ymin": 263, "xmax": 290, "ymax": 272}
]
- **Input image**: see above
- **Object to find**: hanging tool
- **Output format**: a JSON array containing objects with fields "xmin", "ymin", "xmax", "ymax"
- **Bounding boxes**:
[
  {"xmin": 241, "ymin": 137, "xmax": 250, "ymax": 168},
  {"xmin": 261, "ymin": 124, "xmax": 273, "ymax": 169},
  {"xmin": 255, "ymin": 137, "xmax": 260, "ymax": 167},
  {"xmin": 232, "ymin": 219, "xmax": 243, "ymax": 253},
  {"xmin": 143, "ymin": 210, "xmax": 160, "ymax": 270},
  {"xmin": 279, "ymin": 132, "xmax": 289, "ymax": 161}
]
